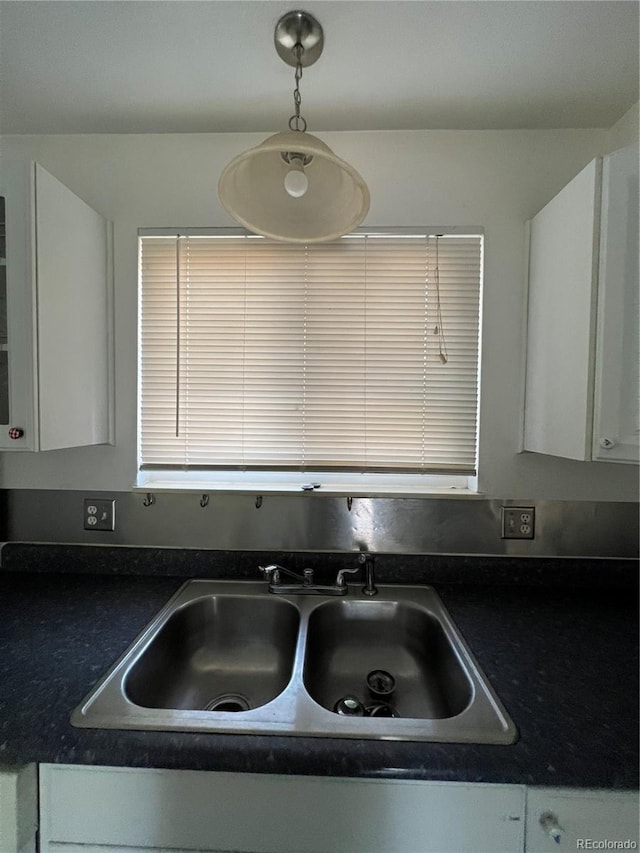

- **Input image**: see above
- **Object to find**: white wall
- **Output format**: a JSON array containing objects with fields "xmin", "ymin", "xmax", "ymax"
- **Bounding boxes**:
[
  {"xmin": 606, "ymin": 101, "xmax": 639, "ymax": 153},
  {"xmin": 1, "ymin": 127, "xmax": 637, "ymax": 500}
]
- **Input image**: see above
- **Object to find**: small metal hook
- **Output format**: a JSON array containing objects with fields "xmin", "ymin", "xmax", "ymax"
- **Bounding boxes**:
[
  {"xmin": 255, "ymin": 495, "xmax": 263, "ymax": 509},
  {"xmin": 347, "ymin": 496, "xmax": 353, "ymax": 512},
  {"xmin": 200, "ymin": 494, "xmax": 209, "ymax": 508},
  {"xmin": 142, "ymin": 493, "xmax": 155, "ymax": 507}
]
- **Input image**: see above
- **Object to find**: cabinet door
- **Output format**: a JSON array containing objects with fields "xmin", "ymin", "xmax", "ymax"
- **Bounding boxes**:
[
  {"xmin": 0, "ymin": 765, "xmax": 38, "ymax": 853},
  {"xmin": 526, "ymin": 787, "xmax": 639, "ymax": 852},
  {"xmin": 0, "ymin": 160, "xmax": 37, "ymax": 449},
  {"xmin": 592, "ymin": 143, "xmax": 640, "ymax": 463},
  {"xmin": 34, "ymin": 164, "xmax": 112, "ymax": 450},
  {"xmin": 524, "ymin": 158, "xmax": 601, "ymax": 460},
  {"xmin": 0, "ymin": 162, "xmax": 113, "ymax": 450},
  {"xmin": 40, "ymin": 764, "xmax": 525, "ymax": 853}
]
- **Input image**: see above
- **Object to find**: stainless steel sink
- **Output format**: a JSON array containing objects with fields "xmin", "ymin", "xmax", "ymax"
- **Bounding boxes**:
[
  {"xmin": 125, "ymin": 595, "xmax": 299, "ymax": 712},
  {"xmin": 71, "ymin": 580, "xmax": 517, "ymax": 743},
  {"xmin": 304, "ymin": 599, "xmax": 472, "ymax": 720}
]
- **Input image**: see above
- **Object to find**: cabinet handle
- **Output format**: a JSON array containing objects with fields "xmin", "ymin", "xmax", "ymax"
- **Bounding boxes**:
[
  {"xmin": 8, "ymin": 427, "xmax": 24, "ymax": 439},
  {"xmin": 599, "ymin": 437, "xmax": 617, "ymax": 449}
]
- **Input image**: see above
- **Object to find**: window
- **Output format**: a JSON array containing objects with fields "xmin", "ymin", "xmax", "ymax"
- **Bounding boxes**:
[{"xmin": 138, "ymin": 229, "xmax": 482, "ymax": 490}]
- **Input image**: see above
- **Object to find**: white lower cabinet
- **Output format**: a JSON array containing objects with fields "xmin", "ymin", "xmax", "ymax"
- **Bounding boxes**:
[
  {"xmin": 525, "ymin": 787, "xmax": 640, "ymax": 852},
  {"xmin": 37, "ymin": 765, "xmax": 640, "ymax": 853},
  {"xmin": 0, "ymin": 765, "xmax": 37, "ymax": 853},
  {"xmin": 39, "ymin": 764, "xmax": 525, "ymax": 853}
]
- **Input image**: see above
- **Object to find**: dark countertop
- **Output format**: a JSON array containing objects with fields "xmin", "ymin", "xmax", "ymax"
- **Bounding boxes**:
[{"xmin": 0, "ymin": 552, "xmax": 637, "ymax": 788}]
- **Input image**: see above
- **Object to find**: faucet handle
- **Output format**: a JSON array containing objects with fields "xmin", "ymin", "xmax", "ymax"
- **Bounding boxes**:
[
  {"xmin": 259, "ymin": 563, "xmax": 310, "ymax": 585},
  {"xmin": 259, "ymin": 564, "xmax": 281, "ymax": 584},
  {"xmin": 335, "ymin": 567, "xmax": 359, "ymax": 587}
]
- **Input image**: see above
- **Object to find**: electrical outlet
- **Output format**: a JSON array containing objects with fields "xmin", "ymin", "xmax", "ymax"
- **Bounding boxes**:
[
  {"xmin": 501, "ymin": 506, "xmax": 535, "ymax": 539},
  {"xmin": 84, "ymin": 498, "xmax": 116, "ymax": 531}
]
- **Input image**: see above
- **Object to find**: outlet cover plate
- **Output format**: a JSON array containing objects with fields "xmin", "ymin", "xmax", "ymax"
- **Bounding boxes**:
[
  {"xmin": 501, "ymin": 506, "xmax": 535, "ymax": 539},
  {"xmin": 84, "ymin": 498, "xmax": 116, "ymax": 531}
]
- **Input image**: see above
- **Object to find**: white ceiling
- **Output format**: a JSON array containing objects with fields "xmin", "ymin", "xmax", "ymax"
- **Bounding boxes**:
[{"xmin": 0, "ymin": 0, "xmax": 638, "ymax": 135}]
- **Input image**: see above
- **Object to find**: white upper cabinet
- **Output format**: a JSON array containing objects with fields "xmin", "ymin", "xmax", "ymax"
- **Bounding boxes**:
[
  {"xmin": 592, "ymin": 144, "xmax": 639, "ymax": 463},
  {"xmin": 523, "ymin": 144, "xmax": 639, "ymax": 464},
  {"xmin": 0, "ymin": 161, "xmax": 113, "ymax": 451}
]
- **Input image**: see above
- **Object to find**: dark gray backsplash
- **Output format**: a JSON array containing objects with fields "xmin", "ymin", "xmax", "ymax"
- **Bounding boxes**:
[{"xmin": 2, "ymin": 542, "xmax": 636, "ymax": 589}]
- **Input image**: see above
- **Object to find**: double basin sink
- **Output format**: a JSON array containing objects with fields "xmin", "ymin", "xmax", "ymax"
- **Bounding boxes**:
[{"xmin": 71, "ymin": 579, "xmax": 517, "ymax": 743}]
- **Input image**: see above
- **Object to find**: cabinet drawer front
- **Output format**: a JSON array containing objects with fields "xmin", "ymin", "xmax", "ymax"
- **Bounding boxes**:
[
  {"xmin": 44, "ymin": 841, "xmax": 220, "ymax": 853},
  {"xmin": 40, "ymin": 764, "xmax": 525, "ymax": 853},
  {"xmin": 45, "ymin": 847, "xmax": 208, "ymax": 853}
]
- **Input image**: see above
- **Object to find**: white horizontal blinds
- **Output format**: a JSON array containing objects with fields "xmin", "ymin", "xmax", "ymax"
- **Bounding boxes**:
[
  {"xmin": 179, "ymin": 237, "xmax": 247, "ymax": 464},
  {"xmin": 243, "ymin": 240, "xmax": 307, "ymax": 465},
  {"xmin": 360, "ymin": 236, "xmax": 430, "ymax": 469},
  {"xmin": 304, "ymin": 238, "xmax": 367, "ymax": 465},
  {"xmin": 139, "ymin": 232, "xmax": 481, "ymax": 472},
  {"xmin": 424, "ymin": 236, "xmax": 482, "ymax": 470},
  {"xmin": 139, "ymin": 236, "xmax": 186, "ymax": 464}
]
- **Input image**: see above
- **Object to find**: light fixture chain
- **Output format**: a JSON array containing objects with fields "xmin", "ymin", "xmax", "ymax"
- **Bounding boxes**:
[{"xmin": 288, "ymin": 43, "xmax": 307, "ymax": 132}]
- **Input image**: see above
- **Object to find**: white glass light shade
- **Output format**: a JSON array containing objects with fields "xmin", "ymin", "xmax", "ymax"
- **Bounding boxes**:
[{"xmin": 218, "ymin": 131, "xmax": 370, "ymax": 243}]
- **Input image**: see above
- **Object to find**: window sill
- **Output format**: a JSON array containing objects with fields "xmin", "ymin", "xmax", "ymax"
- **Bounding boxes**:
[{"xmin": 134, "ymin": 471, "xmax": 481, "ymax": 499}]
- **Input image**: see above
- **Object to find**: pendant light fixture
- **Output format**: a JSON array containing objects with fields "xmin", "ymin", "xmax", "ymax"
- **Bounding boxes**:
[{"xmin": 218, "ymin": 10, "xmax": 370, "ymax": 243}]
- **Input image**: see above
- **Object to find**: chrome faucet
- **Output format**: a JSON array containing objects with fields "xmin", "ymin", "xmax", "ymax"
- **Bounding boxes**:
[
  {"xmin": 359, "ymin": 552, "xmax": 378, "ymax": 596},
  {"xmin": 259, "ymin": 563, "xmax": 355, "ymax": 596},
  {"xmin": 259, "ymin": 564, "xmax": 312, "ymax": 588},
  {"xmin": 259, "ymin": 555, "xmax": 378, "ymax": 596}
]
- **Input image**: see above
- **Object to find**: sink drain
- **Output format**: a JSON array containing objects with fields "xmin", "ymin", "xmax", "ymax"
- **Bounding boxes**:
[
  {"xmin": 334, "ymin": 695, "xmax": 366, "ymax": 716},
  {"xmin": 365, "ymin": 703, "xmax": 399, "ymax": 718},
  {"xmin": 203, "ymin": 693, "xmax": 251, "ymax": 713},
  {"xmin": 366, "ymin": 669, "xmax": 396, "ymax": 698}
]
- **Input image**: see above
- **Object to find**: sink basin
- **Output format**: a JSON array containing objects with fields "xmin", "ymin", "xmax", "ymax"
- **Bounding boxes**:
[
  {"xmin": 304, "ymin": 599, "xmax": 472, "ymax": 720},
  {"xmin": 72, "ymin": 580, "xmax": 517, "ymax": 744},
  {"xmin": 125, "ymin": 595, "xmax": 299, "ymax": 712}
]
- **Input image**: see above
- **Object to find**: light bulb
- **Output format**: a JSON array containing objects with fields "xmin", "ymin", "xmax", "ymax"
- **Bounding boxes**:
[{"xmin": 284, "ymin": 162, "xmax": 309, "ymax": 198}]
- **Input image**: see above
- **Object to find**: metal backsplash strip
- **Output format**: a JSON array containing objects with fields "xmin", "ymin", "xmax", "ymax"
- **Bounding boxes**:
[{"xmin": 1, "ymin": 490, "xmax": 638, "ymax": 558}]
